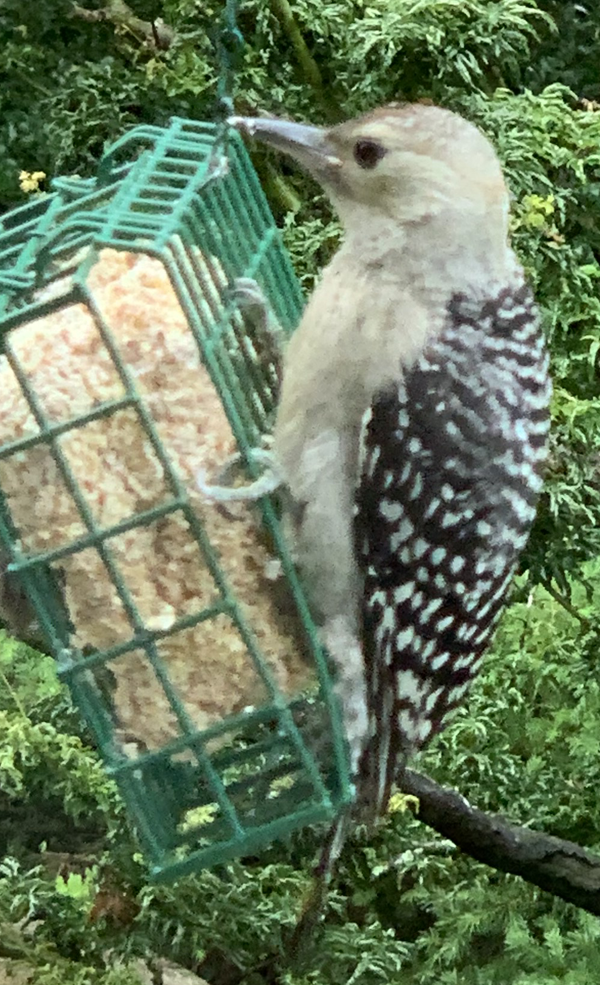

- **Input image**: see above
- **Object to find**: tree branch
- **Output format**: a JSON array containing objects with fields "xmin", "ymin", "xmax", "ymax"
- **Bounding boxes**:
[
  {"xmin": 541, "ymin": 578, "xmax": 591, "ymax": 630},
  {"xmin": 269, "ymin": 0, "xmax": 325, "ymax": 99},
  {"xmin": 70, "ymin": 1, "xmax": 175, "ymax": 50},
  {"xmin": 401, "ymin": 769, "xmax": 600, "ymax": 915}
]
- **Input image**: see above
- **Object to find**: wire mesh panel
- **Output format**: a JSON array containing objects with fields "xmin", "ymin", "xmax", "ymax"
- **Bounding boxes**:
[{"xmin": 0, "ymin": 119, "xmax": 353, "ymax": 880}]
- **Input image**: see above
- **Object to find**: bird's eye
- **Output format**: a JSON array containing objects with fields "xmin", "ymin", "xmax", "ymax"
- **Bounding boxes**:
[{"xmin": 353, "ymin": 139, "xmax": 387, "ymax": 170}]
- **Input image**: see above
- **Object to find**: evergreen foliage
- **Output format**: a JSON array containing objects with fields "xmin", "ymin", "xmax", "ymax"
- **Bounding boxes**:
[{"xmin": 0, "ymin": 1, "xmax": 599, "ymax": 982}]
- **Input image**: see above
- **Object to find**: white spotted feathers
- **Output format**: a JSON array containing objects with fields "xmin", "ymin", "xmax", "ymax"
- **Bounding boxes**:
[{"xmin": 355, "ymin": 279, "xmax": 551, "ymax": 817}]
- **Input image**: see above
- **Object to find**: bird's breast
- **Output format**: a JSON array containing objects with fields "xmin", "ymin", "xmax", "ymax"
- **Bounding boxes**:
[{"xmin": 274, "ymin": 254, "xmax": 436, "ymax": 493}]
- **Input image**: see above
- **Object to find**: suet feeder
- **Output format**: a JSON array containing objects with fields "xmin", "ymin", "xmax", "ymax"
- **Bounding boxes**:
[{"xmin": 0, "ymin": 119, "xmax": 353, "ymax": 881}]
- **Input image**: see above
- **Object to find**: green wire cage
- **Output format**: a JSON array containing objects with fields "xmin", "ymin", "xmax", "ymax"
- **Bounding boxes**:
[{"xmin": 0, "ymin": 119, "xmax": 353, "ymax": 881}]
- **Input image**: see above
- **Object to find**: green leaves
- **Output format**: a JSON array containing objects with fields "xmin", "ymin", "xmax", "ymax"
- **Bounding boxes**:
[
  {"xmin": 347, "ymin": 0, "xmax": 553, "ymax": 91},
  {"xmin": 1, "ymin": 1, "xmax": 600, "ymax": 982}
]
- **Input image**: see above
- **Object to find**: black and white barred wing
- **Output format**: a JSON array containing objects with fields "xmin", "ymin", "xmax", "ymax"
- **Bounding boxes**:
[{"xmin": 354, "ymin": 285, "xmax": 551, "ymax": 815}]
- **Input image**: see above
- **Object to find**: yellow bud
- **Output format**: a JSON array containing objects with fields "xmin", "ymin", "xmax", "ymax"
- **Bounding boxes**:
[
  {"xmin": 19, "ymin": 170, "xmax": 46, "ymax": 194},
  {"xmin": 388, "ymin": 792, "xmax": 420, "ymax": 815}
]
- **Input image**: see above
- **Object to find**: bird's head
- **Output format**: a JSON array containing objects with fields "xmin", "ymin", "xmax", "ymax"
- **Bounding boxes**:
[{"xmin": 231, "ymin": 104, "xmax": 510, "ymax": 261}]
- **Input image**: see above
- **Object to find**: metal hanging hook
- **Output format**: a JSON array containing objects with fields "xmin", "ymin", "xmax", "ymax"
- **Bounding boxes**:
[{"xmin": 215, "ymin": 0, "xmax": 244, "ymax": 128}]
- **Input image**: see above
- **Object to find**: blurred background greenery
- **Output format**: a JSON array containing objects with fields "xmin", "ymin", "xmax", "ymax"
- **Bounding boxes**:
[{"xmin": 1, "ymin": 2, "xmax": 599, "ymax": 982}]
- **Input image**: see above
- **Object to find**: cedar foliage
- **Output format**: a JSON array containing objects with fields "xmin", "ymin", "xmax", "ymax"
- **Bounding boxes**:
[{"xmin": 0, "ymin": 1, "xmax": 599, "ymax": 982}]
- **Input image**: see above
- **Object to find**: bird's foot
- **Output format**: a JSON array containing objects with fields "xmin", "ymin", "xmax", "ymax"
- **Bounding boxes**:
[
  {"xmin": 230, "ymin": 277, "xmax": 271, "ymax": 324},
  {"xmin": 229, "ymin": 277, "xmax": 286, "ymax": 378},
  {"xmin": 197, "ymin": 448, "xmax": 282, "ymax": 504}
]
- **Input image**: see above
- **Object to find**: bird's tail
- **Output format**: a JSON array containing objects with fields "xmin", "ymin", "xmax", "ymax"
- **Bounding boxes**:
[{"xmin": 288, "ymin": 807, "xmax": 351, "ymax": 957}]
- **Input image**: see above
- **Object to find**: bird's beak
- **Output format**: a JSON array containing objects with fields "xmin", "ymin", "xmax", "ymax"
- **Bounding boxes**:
[{"xmin": 229, "ymin": 115, "xmax": 342, "ymax": 173}]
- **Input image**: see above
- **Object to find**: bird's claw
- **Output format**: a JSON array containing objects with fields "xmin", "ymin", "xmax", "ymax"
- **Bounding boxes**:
[
  {"xmin": 230, "ymin": 277, "xmax": 270, "ymax": 313},
  {"xmin": 229, "ymin": 278, "xmax": 286, "ymax": 379},
  {"xmin": 197, "ymin": 448, "xmax": 282, "ymax": 507}
]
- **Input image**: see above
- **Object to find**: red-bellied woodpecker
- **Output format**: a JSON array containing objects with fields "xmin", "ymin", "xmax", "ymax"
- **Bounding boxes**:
[{"xmin": 227, "ymin": 103, "xmax": 552, "ymax": 826}]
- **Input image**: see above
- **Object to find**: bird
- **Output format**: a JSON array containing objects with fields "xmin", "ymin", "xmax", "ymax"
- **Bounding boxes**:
[{"xmin": 227, "ymin": 102, "xmax": 552, "ymax": 829}]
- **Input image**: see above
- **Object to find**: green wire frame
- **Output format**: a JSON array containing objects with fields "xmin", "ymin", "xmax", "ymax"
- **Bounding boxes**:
[{"xmin": 0, "ymin": 119, "xmax": 353, "ymax": 881}]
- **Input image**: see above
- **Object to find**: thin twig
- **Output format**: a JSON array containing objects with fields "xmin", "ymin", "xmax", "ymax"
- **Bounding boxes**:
[
  {"xmin": 268, "ymin": 0, "xmax": 326, "ymax": 103},
  {"xmin": 70, "ymin": 1, "xmax": 175, "ymax": 49},
  {"xmin": 542, "ymin": 579, "xmax": 591, "ymax": 630}
]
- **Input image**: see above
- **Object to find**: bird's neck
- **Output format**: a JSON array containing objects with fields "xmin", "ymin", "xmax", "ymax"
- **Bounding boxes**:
[{"xmin": 339, "ymin": 204, "xmax": 516, "ymax": 303}]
